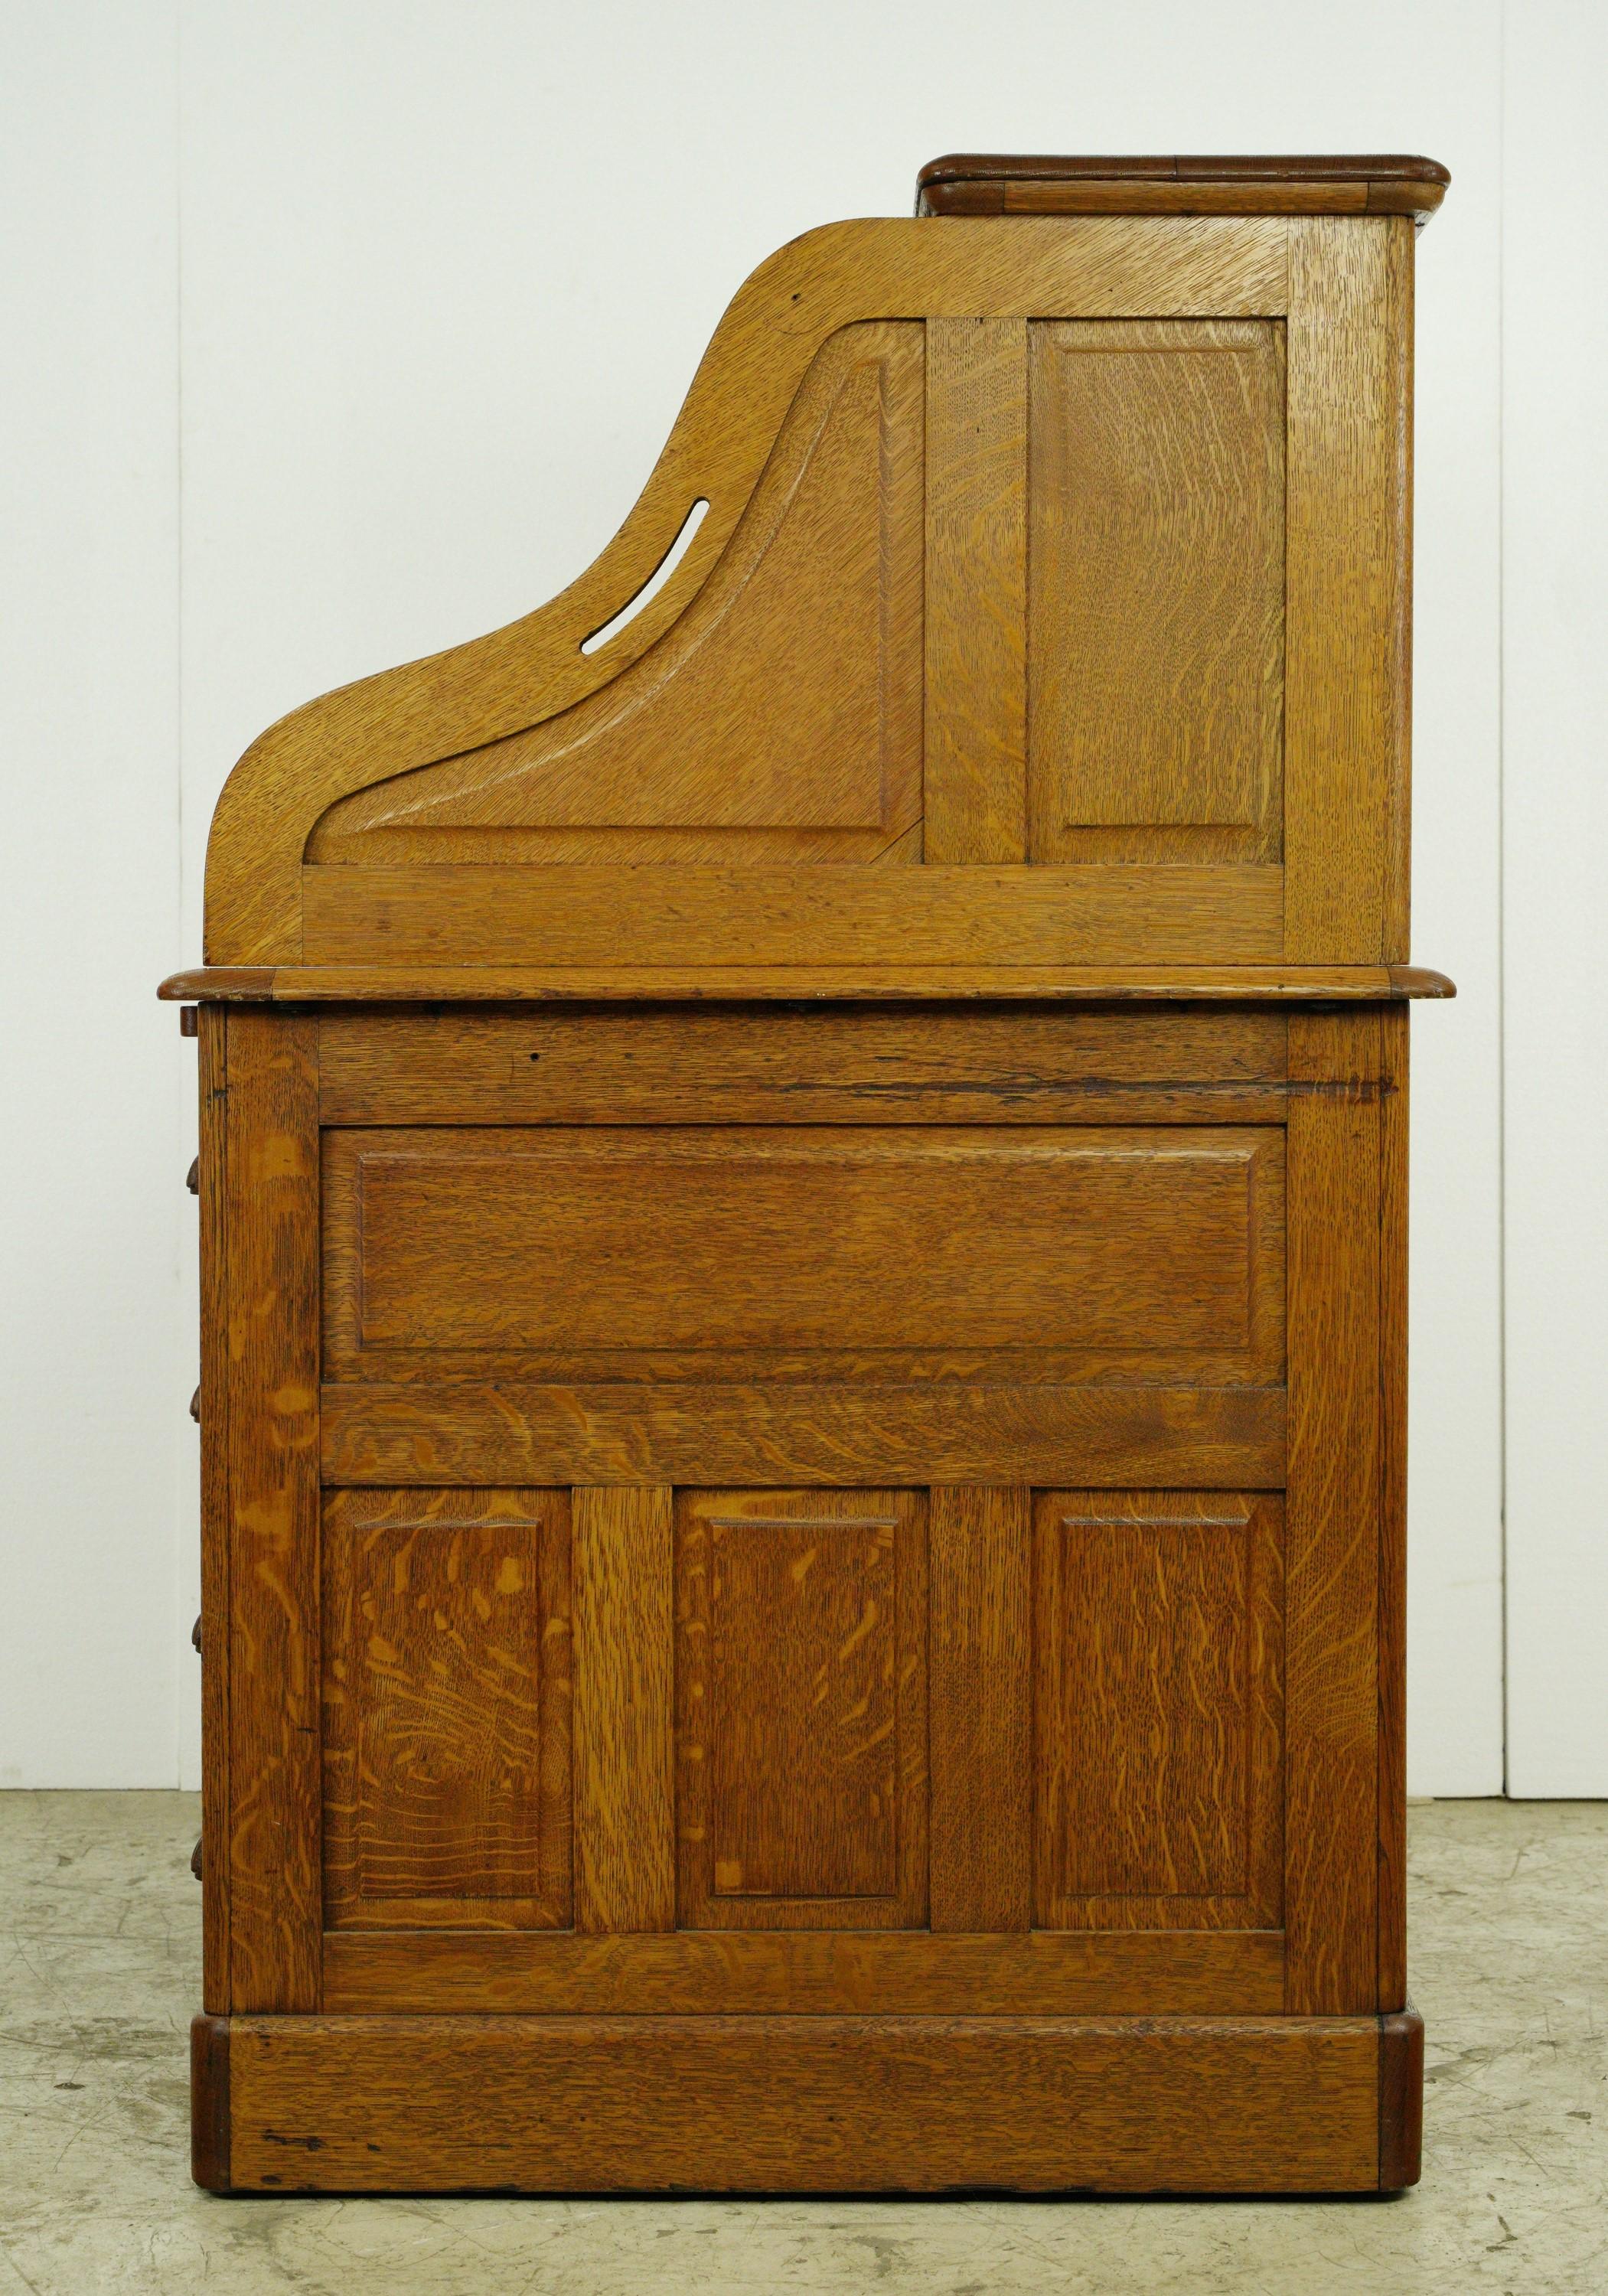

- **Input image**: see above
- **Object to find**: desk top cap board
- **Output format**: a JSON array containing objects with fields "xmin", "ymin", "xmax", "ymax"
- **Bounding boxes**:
[
  {"xmin": 168, "ymin": 150, "xmax": 1452, "ymax": 1007},
  {"xmin": 915, "ymin": 152, "xmax": 1450, "ymax": 221}
]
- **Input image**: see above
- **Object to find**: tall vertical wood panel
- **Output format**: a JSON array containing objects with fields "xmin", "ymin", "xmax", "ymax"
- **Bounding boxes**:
[
  {"xmin": 1378, "ymin": 1006, "xmax": 1410, "ymax": 2008},
  {"xmin": 1026, "ymin": 318, "xmax": 1285, "ymax": 867},
  {"xmin": 928, "ymin": 1486, "xmax": 1032, "ymax": 1932},
  {"xmin": 1034, "ymin": 1491, "xmax": 1284, "ymax": 1932},
  {"xmin": 923, "ymin": 318, "xmax": 1028, "ymax": 861},
  {"xmin": 572, "ymin": 1487, "xmax": 676, "ymax": 1932},
  {"xmin": 1284, "ymin": 1010, "xmax": 1383, "ymax": 2011},
  {"xmin": 675, "ymin": 1490, "xmax": 928, "ymax": 1929},
  {"xmin": 1284, "ymin": 219, "xmax": 1413, "ymax": 961},
  {"xmin": 321, "ymin": 1487, "xmax": 571, "ymax": 1930},
  {"xmin": 223, "ymin": 1009, "xmax": 322, "ymax": 2010},
  {"xmin": 197, "ymin": 1007, "xmax": 230, "ymax": 2013}
]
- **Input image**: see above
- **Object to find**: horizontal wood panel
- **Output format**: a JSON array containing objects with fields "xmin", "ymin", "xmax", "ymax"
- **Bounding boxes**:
[
  {"xmin": 321, "ymin": 1927, "xmax": 1285, "ymax": 2016},
  {"xmin": 224, "ymin": 2011, "xmax": 1379, "ymax": 2193},
  {"xmin": 317, "ymin": 1003, "xmax": 1288, "ymax": 1127},
  {"xmin": 300, "ymin": 863, "xmax": 1283, "ymax": 966},
  {"xmin": 319, "ymin": 1381, "xmax": 1288, "ymax": 1488},
  {"xmin": 323, "ymin": 1126, "xmax": 1284, "ymax": 1371}
]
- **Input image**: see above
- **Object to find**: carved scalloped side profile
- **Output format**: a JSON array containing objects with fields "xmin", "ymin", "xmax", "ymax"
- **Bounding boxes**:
[
  {"xmin": 202, "ymin": 214, "xmax": 1290, "ymax": 962},
  {"xmin": 306, "ymin": 321, "xmax": 925, "ymax": 869}
]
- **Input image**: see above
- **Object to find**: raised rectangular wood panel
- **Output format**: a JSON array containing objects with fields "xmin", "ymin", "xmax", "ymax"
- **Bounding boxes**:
[
  {"xmin": 219, "ymin": 2013, "xmax": 1382, "ymax": 2193},
  {"xmin": 1036, "ymin": 1490, "xmax": 1283, "ymax": 1931},
  {"xmin": 1027, "ymin": 319, "xmax": 1285, "ymax": 867},
  {"xmin": 676, "ymin": 1489, "xmax": 928, "ymax": 1928},
  {"xmin": 320, "ymin": 1488, "xmax": 571, "ymax": 1930},
  {"xmin": 321, "ymin": 1124, "xmax": 1286, "ymax": 1386}
]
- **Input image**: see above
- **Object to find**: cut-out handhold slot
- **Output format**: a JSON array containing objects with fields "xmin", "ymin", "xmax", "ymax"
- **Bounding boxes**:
[{"xmin": 580, "ymin": 498, "xmax": 709, "ymax": 655}]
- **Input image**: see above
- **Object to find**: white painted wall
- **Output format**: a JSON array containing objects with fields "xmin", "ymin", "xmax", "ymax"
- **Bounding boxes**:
[
  {"xmin": 8, "ymin": 0, "xmax": 1582, "ymax": 1794},
  {"xmin": 1502, "ymin": 5, "xmax": 1608, "ymax": 1797}
]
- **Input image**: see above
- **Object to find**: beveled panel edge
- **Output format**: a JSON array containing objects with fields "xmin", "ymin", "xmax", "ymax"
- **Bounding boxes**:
[{"xmin": 159, "ymin": 964, "xmax": 1456, "ymax": 1004}]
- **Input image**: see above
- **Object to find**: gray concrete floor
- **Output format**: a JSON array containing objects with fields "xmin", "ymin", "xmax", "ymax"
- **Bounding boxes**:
[{"xmin": 0, "ymin": 1795, "xmax": 1603, "ymax": 2293}]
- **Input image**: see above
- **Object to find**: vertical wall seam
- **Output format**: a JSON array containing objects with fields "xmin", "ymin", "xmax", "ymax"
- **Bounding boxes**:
[
  {"xmin": 1495, "ymin": 0, "xmax": 1511, "ymax": 1797},
  {"xmin": 172, "ymin": 0, "xmax": 190, "ymax": 1788}
]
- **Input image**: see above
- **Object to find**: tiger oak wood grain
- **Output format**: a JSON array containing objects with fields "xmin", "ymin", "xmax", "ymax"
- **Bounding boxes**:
[
  {"xmin": 222, "ymin": 1011, "xmax": 321, "ymax": 2011},
  {"xmin": 675, "ymin": 1490, "xmax": 928, "ymax": 1929},
  {"xmin": 320, "ymin": 1488, "xmax": 571, "ymax": 1930},
  {"xmin": 318, "ymin": 1379, "xmax": 1288, "ymax": 1492},
  {"xmin": 1034, "ymin": 1491, "xmax": 1284, "ymax": 1932},
  {"xmin": 1027, "ymin": 319, "xmax": 1284, "ymax": 866},
  {"xmin": 1284, "ymin": 1009, "xmax": 1383, "ymax": 2012},
  {"xmin": 196, "ymin": 1008, "xmax": 230, "ymax": 2014},
  {"xmin": 572, "ymin": 1487, "xmax": 675, "ymax": 1933}
]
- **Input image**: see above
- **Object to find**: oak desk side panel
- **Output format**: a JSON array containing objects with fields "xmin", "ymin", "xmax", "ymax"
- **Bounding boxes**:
[{"xmin": 221, "ymin": 1010, "xmax": 322, "ymax": 2012}]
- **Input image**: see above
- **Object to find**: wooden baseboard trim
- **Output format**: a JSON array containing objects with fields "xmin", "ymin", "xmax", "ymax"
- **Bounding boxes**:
[
  {"xmin": 190, "ymin": 2014, "xmax": 231, "ymax": 2193},
  {"xmin": 197, "ymin": 2011, "xmax": 1415, "ymax": 2194}
]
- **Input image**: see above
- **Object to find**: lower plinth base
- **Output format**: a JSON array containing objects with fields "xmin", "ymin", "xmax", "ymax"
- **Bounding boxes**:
[{"xmin": 192, "ymin": 2007, "xmax": 1424, "ymax": 2196}]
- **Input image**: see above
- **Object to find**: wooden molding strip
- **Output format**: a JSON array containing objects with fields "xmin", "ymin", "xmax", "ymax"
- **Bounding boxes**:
[
  {"xmin": 917, "ymin": 153, "xmax": 1450, "ymax": 225},
  {"xmin": 161, "ymin": 963, "xmax": 1455, "ymax": 1005}
]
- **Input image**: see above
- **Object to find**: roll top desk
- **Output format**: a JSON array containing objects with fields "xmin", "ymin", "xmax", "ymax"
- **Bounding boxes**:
[{"xmin": 165, "ymin": 151, "xmax": 1452, "ymax": 2194}]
